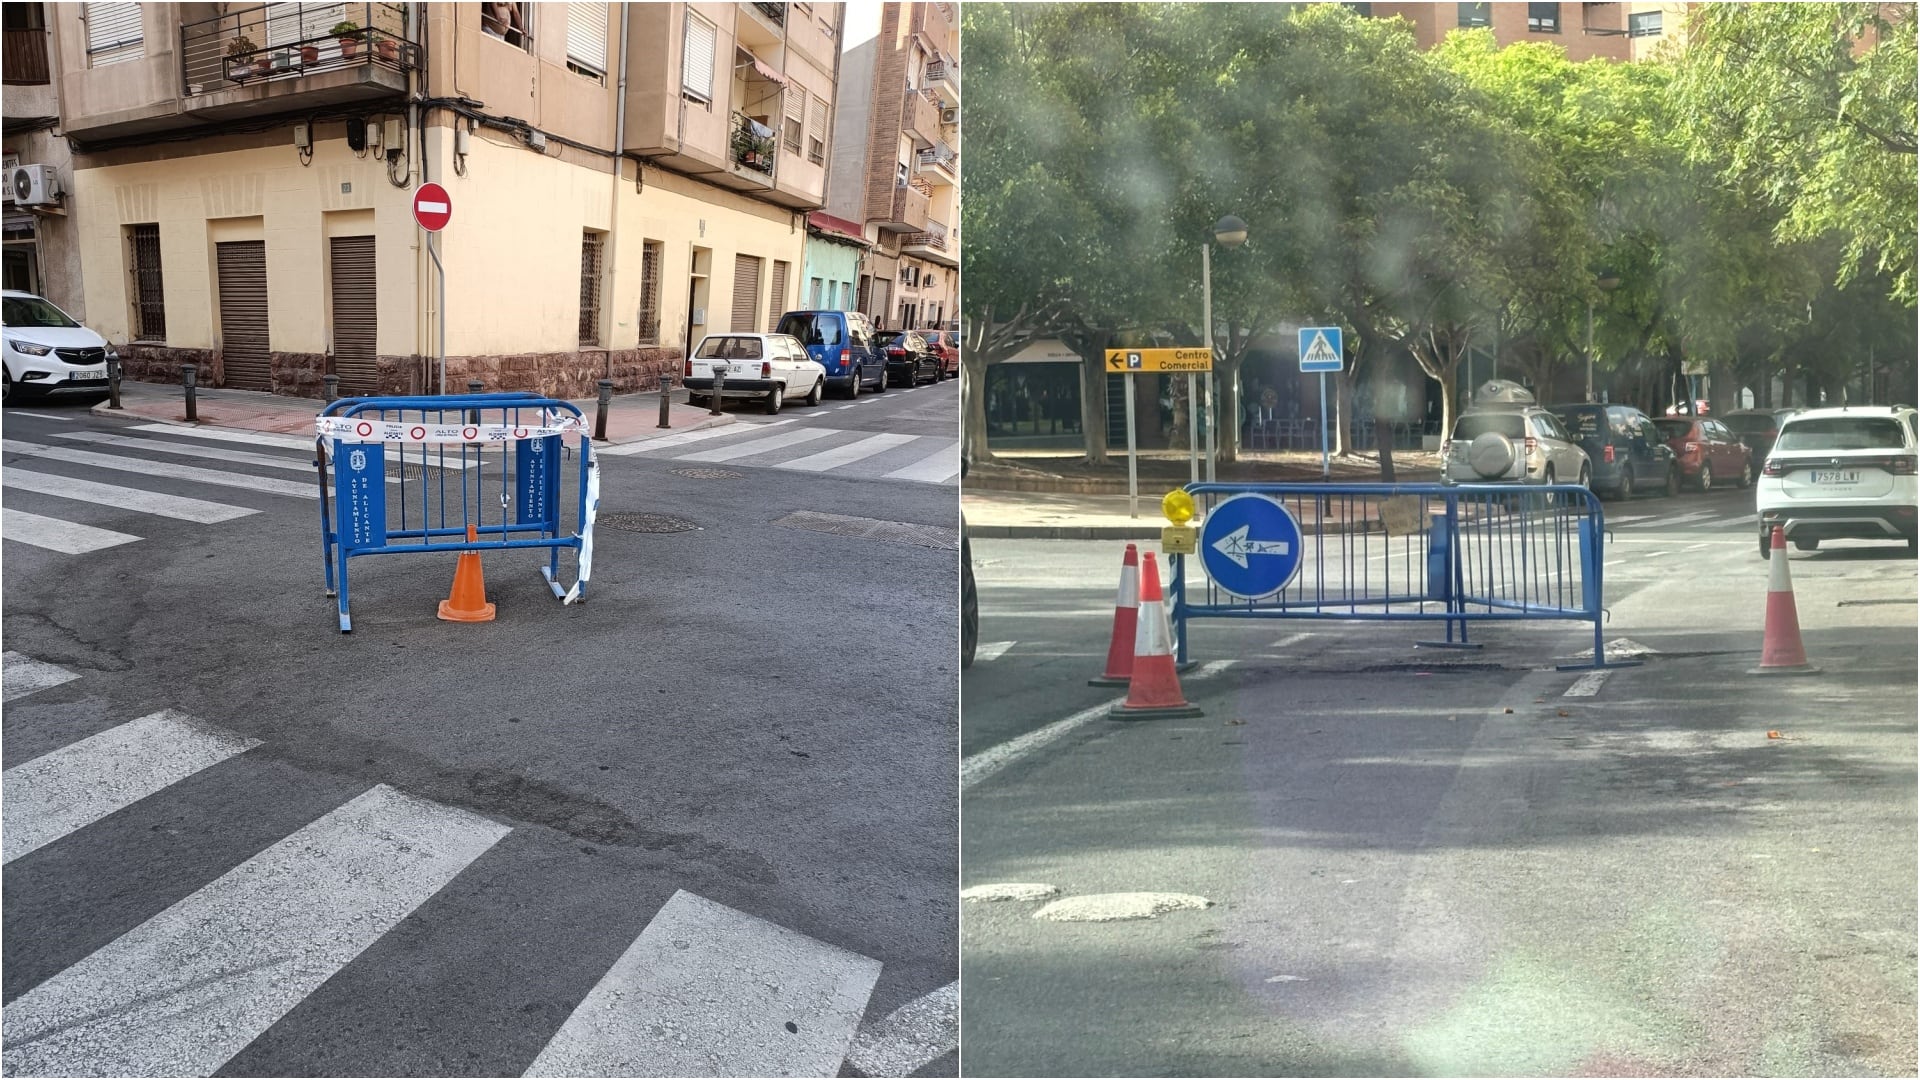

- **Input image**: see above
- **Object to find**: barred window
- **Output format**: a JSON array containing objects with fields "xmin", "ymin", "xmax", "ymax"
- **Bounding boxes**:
[
  {"xmin": 579, "ymin": 231, "xmax": 603, "ymax": 347},
  {"xmin": 128, "ymin": 223, "xmax": 166, "ymax": 341},
  {"xmin": 638, "ymin": 240, "xmax": 663, "ymax": 345}
]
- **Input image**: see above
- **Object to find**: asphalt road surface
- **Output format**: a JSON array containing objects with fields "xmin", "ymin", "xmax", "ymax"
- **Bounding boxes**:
[
  {"xmin": 961, "ymin": 483, "xmax": 1916, "ymax": 1077},
  {"xmin": 2, "ymin": 381, "xmax": 959, "ymax": 1078}
]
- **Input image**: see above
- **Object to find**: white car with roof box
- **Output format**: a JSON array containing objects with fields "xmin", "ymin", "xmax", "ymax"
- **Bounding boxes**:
[
  {"xmin": 681, "ymin": 332, "xmax": 827, "ymax": 415},
  {"xmin": 3, "ymin": 289, "xmax": 114, "ymax": 403},
  {"xmin": 1754, "ymin": 405, "xmax": 1919, "ymax": 555}
]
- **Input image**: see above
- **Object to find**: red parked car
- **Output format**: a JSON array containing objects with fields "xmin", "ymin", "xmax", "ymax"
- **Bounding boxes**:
[
  {"xmin": 927, "ymin": 330, "xmax": 959, "ymax": 380},
  {"xmin": 1652, "ymin": 416, "xmax": 1753, "ymax": 491}
]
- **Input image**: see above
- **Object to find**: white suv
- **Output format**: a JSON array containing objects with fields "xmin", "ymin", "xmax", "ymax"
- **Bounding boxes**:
[
  {"xmin": 1754, "ymin": 405, "xmax": 1919, "ymax": 555},
  {"xmin": 2, "ymin": 290, "xmax": 114, "ymax": 403}
]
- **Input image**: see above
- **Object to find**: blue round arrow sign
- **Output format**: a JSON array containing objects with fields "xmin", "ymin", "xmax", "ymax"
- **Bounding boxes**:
[{"xmin": 1198, "ymin": 493, "xmax": 1304, "ymax": 599}]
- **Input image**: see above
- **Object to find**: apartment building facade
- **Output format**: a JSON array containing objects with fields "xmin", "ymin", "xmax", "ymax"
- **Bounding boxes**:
[
  {"xmin": 39, "ymin": 1, "xmax": 845, "ymax": 398},
  {"xmin": 826, "ymin": 0, "xmax": 957, "ymax": 333},
  {"xmin": 3, "ymin": 2, "xmax": 84, "ymax": 314},
  {"xmin": 1370, "ymin": 2, "xmax": 1690, "ymax": 61}
]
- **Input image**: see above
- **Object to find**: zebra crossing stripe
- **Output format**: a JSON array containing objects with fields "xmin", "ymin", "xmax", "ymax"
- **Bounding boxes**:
[
  {"xmin": 129, "ymin": 423, "xmax": 317, "ymax": 452},
  {"xmin": 525, "ymin": 890, "xmax": 881, "ymax": 1078},
  {"xmin": 0, "ymin": 785, "xmax": 509, "ymax": 1078},
  {"xmin": 2, "ymin": 651, "xmax": 80, "ymax": 703},
  {"xmin": 1, "ymin": 439, "xmax": 317, "ymax": 498},
  {"xmin": 844, "ymin": 980, "xmax": 958, "ymax": 1077},
  {"xmin": 2, "ymin": 711, "xmax": 261, "ymax": 864},
  {"xmin": 0, "ymin": 508, "xmax": 141, "ymax": 554},
  {"xmin": 593, "ymin": 420, "xmax": 794, "ymax": 457},
  {"xmin": 775, "ymin": 432, "xmax": 919, "ymax": 473},
  {"xmin": 53, "ymin": 430, "xmax": 332, "ymax": 473},
  {"xmin": 3, "ymin": 466, "xmax": 259, "ymax": 524},
  {"xmin": 882, "ymin": 439, "xmax": 960, "ymax": 484},
  {"xmin": 673, "ymin": 427, "xmax": 837, "ymax": 463},
  {"xmin": 973, "ymin": 641, "xmax": 1015, "ymax": 663}
]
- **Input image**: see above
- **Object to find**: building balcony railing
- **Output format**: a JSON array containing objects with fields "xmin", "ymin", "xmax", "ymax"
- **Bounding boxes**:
[
  {"xmin": 750, "ymin": 2, "xmax": 786, "ymax": 25},
  {"xmin": 905, "ymin": 220, "xmax": 948, "ymax": 252},
  {"xmin": 3, "ymin": 27, "xmax": 51, "ymax": 86},
  {"xmin": 916, "ymin": 142, "xmax": 957, "ymax": 183},
  {"xmin": 731, "ymin": 111, "xmax": 777, "ymax": 177},
  {"xmin": 181, "ymin": 3, "xmax": 414, "ymax": 98},
  {"xmin": 903, "ymin": 86, "xmax": 942, "ymax": 145},
  {"xmin": 881, "ymin": 181, "xmax": 931, "ymax": 233},
  {"xmin": 925, "ymin": 58, "xmax": 959, "ymax": 96}
]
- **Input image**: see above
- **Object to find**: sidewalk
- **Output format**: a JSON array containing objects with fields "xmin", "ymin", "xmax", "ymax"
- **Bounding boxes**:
[{"xmin": 84, "ymin": 378, "xmax": 737, "ymax": 446}]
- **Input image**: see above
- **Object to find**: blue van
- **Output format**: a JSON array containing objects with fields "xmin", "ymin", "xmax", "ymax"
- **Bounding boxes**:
[
  {"xmin": 774, "ymin": 310, "xmax": 887, "ymax": 398},
  {"xmin": 1550, "ymin": 402, "xmax": 1680, "ymax": 500}
]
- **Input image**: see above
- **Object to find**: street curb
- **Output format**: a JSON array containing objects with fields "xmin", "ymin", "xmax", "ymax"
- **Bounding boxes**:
[{"xmin": 966, "ymin": 524, "xmax": 1167, "ymax": 540}]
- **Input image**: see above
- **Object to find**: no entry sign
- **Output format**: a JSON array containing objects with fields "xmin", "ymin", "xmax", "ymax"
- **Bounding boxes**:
[{"xmin": 412, "ymin": 182, "xmax": 452, "ymax": 232}]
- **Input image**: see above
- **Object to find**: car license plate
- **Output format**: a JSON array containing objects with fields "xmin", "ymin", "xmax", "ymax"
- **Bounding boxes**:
[
  {"xmin": 75, "ymin": 367, "xmax": 106, "ymax": 379},
  {"xmin": 1810, "ymin": 470, "xmax": 1860, "ymax": 484}
]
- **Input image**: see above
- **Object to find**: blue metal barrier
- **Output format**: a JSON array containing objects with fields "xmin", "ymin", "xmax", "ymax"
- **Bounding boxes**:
[
  {"xmin": 313, "ymin": 394, "xmax": 599, "ymax": 632},
  {"xmin": 1168, "ymin": 482, "xmax": 1633, "ymax": 671}
]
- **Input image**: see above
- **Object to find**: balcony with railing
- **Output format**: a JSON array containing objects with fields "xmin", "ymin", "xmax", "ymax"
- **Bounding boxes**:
[
  {"xmin": 916, "ymin": 142, "xmax": 957, "ymax": 184},
  {"xmin": 729, "ymin": 110, "xmax": 778, "ymax": 183},
  {"xmin": 924, "ymin": 57, "xmax": 959, "ymax": 99},
  {"xmin": 904, "ymin": 219, "xmax": 949, "ymax": 255},
  {"xmin": 180, "ymin": 3, "xmax": 414, "ymax": 114},
  {"xmin": 879, "ymin": 177, "xmax": 931, "ymax": 233},
  {"xmin": 903, "ymin": 86, "xmax": 941, "ymax": 145}
]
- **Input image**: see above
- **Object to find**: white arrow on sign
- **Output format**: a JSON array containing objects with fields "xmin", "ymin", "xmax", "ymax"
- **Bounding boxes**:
[{"xmin": 1210, "ymin": 524, "xmax": 1291, "ymax": 570}]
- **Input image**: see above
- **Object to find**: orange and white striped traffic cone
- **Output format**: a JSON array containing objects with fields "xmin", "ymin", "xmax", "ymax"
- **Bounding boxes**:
[
  {"xmin": 1089, "ymin": 544, "xmax": 1141, "ymax": 687},
  {"xmin": 1110, "ymin": 552, "xmax": 1204, "ymax": 720},
  {"xmin": 1749, "ymin": 525, "xmax": 1819, "ymax": 676}
]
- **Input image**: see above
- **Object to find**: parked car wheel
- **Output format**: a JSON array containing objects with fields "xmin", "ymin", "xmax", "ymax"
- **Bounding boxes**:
[
  {"xmin": 845, "ymin": 369, "xmax": 861, "ymax": 399},
  {"xmin": 766, "ymin": 384, "xmax": 783, "ymax": 415},
  {"xmin": 804, "ymin": 376, "xmax": 823, "ymax": 407},
  {"xmin": 2, "ymin": 370, "xmax": 11, "ymax": 404},
  {"xmin": 874, "ymin": 366, "xmax": 889, "ymax": 392},
  {"xmin": 961, "ymin": 537, "xmax": 979, "ymax": 669},
  {"xmin": 1793, "ymin": 537, "xmax": 1820, "ymax": 552},
  {"xmin": 1759, "ymin": 528, "xmax": 1773, "ymax": 557},
  {"xmin": 1615, "ymin": 468, "xmax": 1635, "ymax": 501},
  {"xmin": 687, "ymin": 391, "xmax": 706, "ymax": 408},
  {"xmin": 1739, "ymin": 458, "xmax": 1756, "ymax": 488},
  {"xmin": 1696, "ymin": 461, "xmax": 1713, "ymax": 492}
]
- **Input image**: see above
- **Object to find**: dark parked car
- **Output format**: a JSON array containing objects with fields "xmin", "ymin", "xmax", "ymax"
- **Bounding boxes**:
[
  {"xmin": 1653, "ymin": 416, "xmax": 1754, "ymax": 491},
  {"xmin": 1550, "ymin": 403, "xmax": 1680, "ymax": 500},
  {"xmin": 1719, "ymin": 407, "xmax": 1802, "ymax": 466},
  {"xmin": 876, "ymin": 330, "xmax": 939, "ymax": 387}
]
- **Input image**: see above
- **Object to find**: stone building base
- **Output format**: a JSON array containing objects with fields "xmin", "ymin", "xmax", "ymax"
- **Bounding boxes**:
[{"xmin": 117, "ymin": 345, "xmax": 685, "ymax": 400}]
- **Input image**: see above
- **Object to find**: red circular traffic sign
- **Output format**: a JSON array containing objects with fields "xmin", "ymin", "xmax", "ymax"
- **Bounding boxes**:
[{"xmin": 412, "ymin": 182, "xmax": 452, "ymax": 232}]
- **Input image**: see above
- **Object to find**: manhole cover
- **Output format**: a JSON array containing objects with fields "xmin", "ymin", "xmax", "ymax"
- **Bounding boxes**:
[
  {"xmin": 772, "ymin": 510, "xmax": 958, "ymax": 549},
  {"xmin": 599, "ymin": 512, "xmax": 702, "ymax": 533},
  {"xmin": 671, "ymin": 467, "xmax": 744, "ymax": 480}
]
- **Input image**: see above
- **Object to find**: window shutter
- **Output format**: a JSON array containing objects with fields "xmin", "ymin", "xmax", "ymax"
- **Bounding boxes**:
[
  {"xmin": 783, "ymin": 88, "xmax": 806, "ymax": 153},
  {"xmin": 264, "ymin": 3, "xmax": 345, "ymax": 48},
  {"xmin": 731, "ymin": 255, "xmax": 762, "ymax": 332},
  {"xmin": 767, "ymin": 261, "xmax": 789, "ymax": 331},
  {"xmin": 567, "ymin": 1, "xmax": 607, "ymax": 73},
  {"xmin": 682, "ymin": 13, "xmax": 715, "ymax": 101},
  {"xmin": 83, "ymin": 2, "xmax": 143, "ymax": 67}
]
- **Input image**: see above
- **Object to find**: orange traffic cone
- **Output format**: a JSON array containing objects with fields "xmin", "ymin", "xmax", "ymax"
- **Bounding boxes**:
[
  {"xmin": 437, "ymin": 524, "xmax": 497, "ymax": 623},
  {"xmin": 1089, "ymin": 544, "xmax": 1141, "ymax": 687},
  {"xmin": 1110, "ymin": 552, "xmax": 1203, "ymax": 720},
  {"xmin": 1749, "ymin": 525, "xmax": 1817, "ymax": 675}
]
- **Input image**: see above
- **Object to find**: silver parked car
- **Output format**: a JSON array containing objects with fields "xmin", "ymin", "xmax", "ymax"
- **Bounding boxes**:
[{"xmin": 1442, "ymin": 380, "xmax": 1592, "ymax": 489}]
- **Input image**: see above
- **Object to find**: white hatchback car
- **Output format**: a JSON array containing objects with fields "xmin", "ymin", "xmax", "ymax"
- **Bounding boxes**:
[
  {"xmin": 1754, "ymin": 405, "xmax": 1919, "ymax": 555},
  {"xmin": 3, "ymin": 289, "xmax": 114, "ymax": 403},
  {"xmin": 682, "ymin": 332, "xmax": 826, "ymax": 415}
]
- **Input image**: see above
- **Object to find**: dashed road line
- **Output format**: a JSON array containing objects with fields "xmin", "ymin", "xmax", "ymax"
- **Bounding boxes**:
[
  {"xmin": 962, "ymin": 698, "xmax": 1123, "ymax": 792},
  {"xmin": 1564, "ymin": 671, "xmax": 1611, "ymax": 697},
  {"xmin": 973, "ymin": 641, "xmax": 1015, "ymax": 663}
]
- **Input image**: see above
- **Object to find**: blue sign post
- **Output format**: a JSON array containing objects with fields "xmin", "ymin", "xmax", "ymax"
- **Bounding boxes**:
[
  {"xmin": 1198, "ymin": 493, "xmax": 1305, "ymax": 600},
  {"xmin": 1299, "ymin": 327, "xmax": 1344, "ymax": 480}
]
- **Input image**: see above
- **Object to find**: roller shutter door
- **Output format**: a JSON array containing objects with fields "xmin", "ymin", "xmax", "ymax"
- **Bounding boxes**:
[
  {"xmin": 731, "ymin": 254, "xmax": 761, "ymax": 332},
  {"xmin": 870, "ymin": 279, "xmax": 891, "ymax": 329},
  {"xmin": 83, "ymin": 2, "xmax": 143, "ymax": 67},
  {"xmin": 216, "ymin": 241, "xmax": 271, "ymax": 391},
  {"xmin": 329, "ymin": 236, "xmax": 378, "ymax": 395},
  {"xmin": 766, "ymin": 260, "xmax": 789, "ymax": 331}
]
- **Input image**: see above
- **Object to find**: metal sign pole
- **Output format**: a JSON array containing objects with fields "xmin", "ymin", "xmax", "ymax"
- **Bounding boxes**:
[
  {"xmin": 427, "ymin": 230, "xmax": 446, "ymax": 395},
  {"xmin": 1187, "ymin": 372, "xmax": 1199, "ymax": 485},
  {"xmin": 1125, "ymin": 374, "xmax": 1140, "ymax": 518},
  {"xmin": 1201, "ymin": 242, "xmax": 1216, "ymax": 484},
  {"xmin": 1319, "ymin": 371, "xmax": 1330, "ymax": 480}
]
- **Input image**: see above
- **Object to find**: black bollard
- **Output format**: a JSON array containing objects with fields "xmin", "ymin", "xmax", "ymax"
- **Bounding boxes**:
[
  {"xmin": 181, "ymin": 363, "xmax": 198, "ymax": 422},
  {"xmin": 710, "ymin": 368, "xmax": 724, "ymax": 416},
  {"xmin": 657, "ymin": 373, "xmax": 672, "ymax": 429},
  {"xmin": 323, "ymin": 373, "xmax": 339, "ymax": 403},
  {"xmin": 467, "ymin": 379, "xmax": 484, "ymax": 424},
  {"xmin": 107, "ymin": 353, "xmax": 122, "ymax": 410},
  {"xmin": 594, "ymin": 379, "xmax": 613, "ymax": 442}
]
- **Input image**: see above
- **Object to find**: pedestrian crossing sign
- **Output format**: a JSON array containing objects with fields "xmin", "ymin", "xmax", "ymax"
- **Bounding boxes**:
[{"xmin": 1298, "ymin": 327, "xmax": 1343, "ymax": 372}]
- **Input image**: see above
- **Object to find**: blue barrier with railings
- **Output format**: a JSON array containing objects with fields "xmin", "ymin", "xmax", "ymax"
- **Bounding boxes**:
[
  {"xmin": 1168, "ymin": 482, "xmax": 1633, "ymax": 671},
  {"xmin": 313, "ymin": 394, "xmax": 599, "ymax": 632}
]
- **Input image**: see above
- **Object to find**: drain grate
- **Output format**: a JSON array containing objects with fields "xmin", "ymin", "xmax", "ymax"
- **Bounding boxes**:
[
  {"xmin": 671, "ymin": 467, "xmax": 745, "ymax": 480},
  {"xmin": 599, "ymin": 512, "xmax": 702, "ymax": 533},
  {"xmin": 773, "ymin": 510, "xmax": 958, "ymax": 550}
]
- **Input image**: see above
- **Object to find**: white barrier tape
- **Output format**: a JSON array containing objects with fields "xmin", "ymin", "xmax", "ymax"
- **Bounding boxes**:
[
  {"xmin": 318, "ymin": 413, "xmax": 589, "ymax": 444},
  {"xmin": 562, "ymin": 456, "xmax": 600, "ymax": 606}
]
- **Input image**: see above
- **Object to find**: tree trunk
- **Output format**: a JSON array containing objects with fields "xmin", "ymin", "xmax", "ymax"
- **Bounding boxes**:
[
  {"xmin": 1374, "ymin": 417, "xmax": 1396, "ymax": 483},
  {"xmin": 1076, "ymin": 332, "xmax": 1111, "ymax": 464},
  {"xmin": 1217, "ymin": 360, "xmax": 1243, "ymax": 465},
  {"xmin": 1333, "ymin": 371, "xmax": 1353, "ymax": 457},
  {"xmin": 962, "ymin": 353, "xmax": 995, "ymax": 464}
]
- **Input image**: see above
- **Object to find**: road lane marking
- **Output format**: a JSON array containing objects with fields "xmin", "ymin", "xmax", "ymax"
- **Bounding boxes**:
[
  {"xmin": 1271, "ymin": 633, "xmax": 1310, "ymax": 648},
  {"xmin": 883, "ymin": 439, "xmax": 959, "ymax": 484},
  {"xmin": 1, "ymin": 439, "xmax": 316, "ymax": 498},
  {"xmin": 1641, "ymin": 550, "xmax": 1671, "ymax": 558},
  {"xmin": 973, "ymin": 641, "xmax": 1015, "ymax": 662},
  {"xmin": 525, "ymin": 890, "xmax": 881, "ymax": 1078},
  {"xmin": 844, "ymin": 981, "xmax": 957, "ymax": 1078},
  {"xmin": 1190, "ymin": 659, "xmax": 1237, "ymax": 678},
  {"xmin": 4, "ymin": 466, "xmax": 259, "ymax": 523},
  {"xmin": 1, "ymin": 785, "xmax": 508, "ymax": 1078},
  {"xmin": 1683, "ymin": 542, "xmax": 1712, "ymax": 551},
  {"xmin": 1564, "ymin": 671, "xmax": 1611, "ymax": 697},
  {"xmin": 7, "ymin": 411, "xmax": 73, "ymax": 422},
  {"xmin": 775, "ymin": 432, "xmax": 918, "ymax": 473},
  {"xmin": 2, "ymin": 652, "xmax": 80, "ymax": 702},
  {"xmin": 0, "ymin": 509, "xmax": 140, "ymax": 553},
  {"xmin": 593, "ymin": 420, "xmax": 791, "ymax": 456},
  {"xmin": 129, "ymin": 423, "xmax": 318, "ymax": 452},
  {"xmin": 1607, "ymin": 515, "xmax": 1655, "ymax": 525},
  {"xmin": 58, "ymin": 430, "xmax": 426, "ymax": 475},
  {"xmin": 673, "ymin": 427, "xmax": 837, "ymax": 462},
  {"xmin": 1, "ymin": 710, "xmax": 261, "ymax": 864},
  {"xmin": 962, "ymin": 698, "xmax": 1123, "ymax": 792}
]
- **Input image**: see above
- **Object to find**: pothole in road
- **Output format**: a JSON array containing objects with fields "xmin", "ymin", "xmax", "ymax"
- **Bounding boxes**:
[
  {"xmin": 962, "ymin": 882, "xmax": 1060, "ymax": 903},
  {"xmin": 773, "ymin": 510, "xmax": 958, "ymax": 550},
  {"xmin": 1033, "ymin": 892, "xmax": 1213, "ymax": 923},
  {"xmin": 671, "ymin": 467, "xmax": 744, "ymax": 480},
  {"xmin": 599, "ymin": 512, "xmax": 703, "ymax": 533}
]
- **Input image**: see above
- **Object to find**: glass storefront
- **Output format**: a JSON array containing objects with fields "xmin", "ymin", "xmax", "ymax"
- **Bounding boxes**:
[{"xmin": 984, "ymin": 361, "xmax": 1084, "ymax": 451}]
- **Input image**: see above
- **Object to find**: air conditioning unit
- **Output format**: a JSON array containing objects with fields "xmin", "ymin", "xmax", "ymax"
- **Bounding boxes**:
[
  {"xmin": 940, "ymin": 107, "xmax": 958, "ymax": 126},
  {"xmin": 8, "ymin": 164, "xmax": 61, "ymax": 207}
]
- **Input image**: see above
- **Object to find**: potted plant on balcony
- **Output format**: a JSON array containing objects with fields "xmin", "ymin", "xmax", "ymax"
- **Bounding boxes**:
[
  {"xmin": 299, "ymin": 41, "xmax": 321, "ymax": 64},
  {"xmin": 374, "ymin": 35, "xmax": 399, "ymax": 61},
  {"xmin": 226, "ymin": 34, "xmax": 259, "ymax": 81},
  {"xmin": 332, "ymin": 20, "xmax": 363, "ymax": 59}
]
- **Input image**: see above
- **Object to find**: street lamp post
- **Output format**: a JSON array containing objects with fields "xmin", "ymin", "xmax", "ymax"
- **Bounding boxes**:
[
  {"xmin": 1202, "ymin": 215, "xmax": 1248, "ymax": 484},
  {"xmin": 1585, "ymin": 269, "xmax": 1621, "ymax": 403}
]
